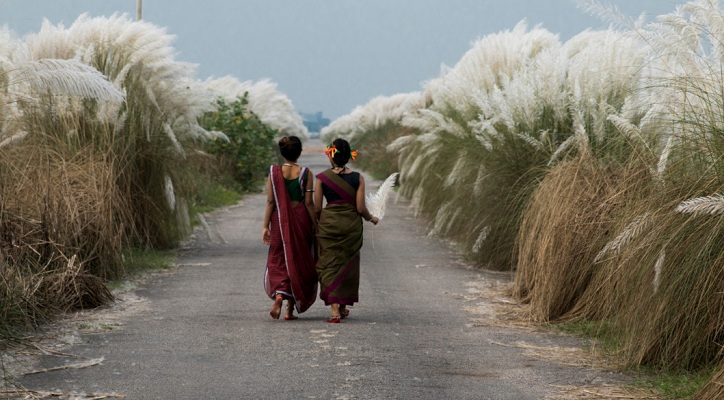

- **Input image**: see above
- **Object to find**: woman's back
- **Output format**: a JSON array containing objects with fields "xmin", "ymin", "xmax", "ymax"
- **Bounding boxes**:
[
  {"xmin": 282, "ymin": 164, "xmax": 306, "ymax": 203},
  {"xmin": 281, "ymin": 164, "xmax": 301, "ymax": 180},
  {"xmin": 322, "ymin": 171, "xmax": 360, "ymax": 204}
]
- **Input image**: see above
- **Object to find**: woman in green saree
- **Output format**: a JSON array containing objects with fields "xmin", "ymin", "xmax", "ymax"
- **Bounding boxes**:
[{"xmin": 314, "ymin": 138, "xmax": 379, "ymax": 323}]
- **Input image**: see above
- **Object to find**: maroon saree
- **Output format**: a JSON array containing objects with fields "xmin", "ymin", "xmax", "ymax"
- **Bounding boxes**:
[
  {"xmin": 264, "ymin": 165, "xmax": 317, "ymax": 313},
  {"xmin": 315, "ymin": 170, "xmax": 363, "ymax": 306}
]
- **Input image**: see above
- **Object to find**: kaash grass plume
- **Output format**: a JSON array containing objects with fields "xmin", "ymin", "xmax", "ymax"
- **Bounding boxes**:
[
  {"xmin": 593, "ymin": 211, "xmax": 652, "ymax": 262},
  {"xmin": 393, "ymin": 24, "xmax": 562, "ymax": 269},
  {"xmin": 321, "ymin": 92, "xmax": 426, "ymax": 178},
  {"xmin": 20, "ymin": 13, "xmax": 219, "ymax": 248},
  {"xmin": 205, "ymin": 76, "xmax": 308, "ymax": 139},
  {"xmin": 676, "ymin": 193, "xmax": 724, "ymax": 215},
  {"xmin": 425, "ymin": 21, "xmax": 560, "ymax": 120},
  {"xmin": 365, "ymin": 173, "xmax": 399, "ymax": 220},
  {"xmin": 393, "ymin": 25, "xmax": 646, "ymax": 270},
  {"xmin": 321, "ymin": 92, "xmax": 426, "ymax": 144},
  {"xmin": 10, "ymin": 59, "xmax": 123, "ymax": 103}
]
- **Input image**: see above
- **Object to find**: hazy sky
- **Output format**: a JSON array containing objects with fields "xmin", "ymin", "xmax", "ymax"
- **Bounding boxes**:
[{"xmin": 0, "ymin": 0, "xmax": 680, "ymax": 119}]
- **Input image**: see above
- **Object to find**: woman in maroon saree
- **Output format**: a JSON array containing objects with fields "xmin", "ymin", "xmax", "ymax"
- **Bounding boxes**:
[
  {"xmin": 314, "ymin": 138, "xmax": 379, "ymax": 323},
  {"xmin": 262, "ymin": 136, "xmax": 318, "ymax": 320}
]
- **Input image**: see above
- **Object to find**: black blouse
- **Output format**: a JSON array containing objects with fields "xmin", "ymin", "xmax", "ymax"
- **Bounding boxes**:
[{"xmin": 322, "ymin": 171, "xmax": 360, "ymax": 203}]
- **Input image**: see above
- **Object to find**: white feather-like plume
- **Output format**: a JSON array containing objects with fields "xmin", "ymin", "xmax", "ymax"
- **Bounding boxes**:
[
  {"xmin": 13, "ymin": 58, "xmax": 124, "ymax": 102},
  {"xmin": 366, "ymin": 173, "xmax": 399, "ymax": 221},
  {"xmin": 676, "ymin": 194, "xmax": 724, "ymax": 216}
]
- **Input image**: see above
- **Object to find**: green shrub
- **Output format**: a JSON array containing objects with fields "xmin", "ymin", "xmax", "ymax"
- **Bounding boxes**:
[{"xmin": 201, "ymin": 95, "xmax": 277, "ymax": 191}]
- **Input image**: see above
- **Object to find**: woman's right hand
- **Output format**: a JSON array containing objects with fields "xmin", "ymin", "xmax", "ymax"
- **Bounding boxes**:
[
  {"xmin": 262, "ymin": 228, "xmax": 271, "ymax": 245},
  {"xmin": 370, "ymin": 216, "xmax": 379, "ymax": 225}
]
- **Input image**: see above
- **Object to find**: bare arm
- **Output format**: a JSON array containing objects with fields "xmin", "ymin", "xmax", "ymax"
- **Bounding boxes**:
[
  {"xmin": 262, "ymin": 176, "xmax": 275, "ymax": 244},
  {"xmin": 355, "ymin": 175, "xmax": 379, "ymax": 225},
  {"xmin": 304, "ymin": 169, "xmax": 318, "ymax": 229},
  {"xmin": 314, "ymin": 179, "xmax": 324, "ymax": 219}
]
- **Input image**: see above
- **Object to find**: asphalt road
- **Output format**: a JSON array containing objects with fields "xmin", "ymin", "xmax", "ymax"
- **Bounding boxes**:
[{"xmin": 16, "ymin": 140, "xmax": 628, "ymax": 399}]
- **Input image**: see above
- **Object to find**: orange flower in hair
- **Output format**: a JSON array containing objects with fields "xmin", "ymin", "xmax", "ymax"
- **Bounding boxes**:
[
  {"xmin": 324, "ymin": 145, "xmax": 338, "ymax": 157},
  {"xmin": 350, "ymin": 148, "xmax": 359, "ymax": 161}
]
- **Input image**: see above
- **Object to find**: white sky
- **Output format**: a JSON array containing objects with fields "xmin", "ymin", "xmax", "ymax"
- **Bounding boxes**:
[{"xmin": 0, "ymin": 0, "xmax": 681, "ymax": 119}]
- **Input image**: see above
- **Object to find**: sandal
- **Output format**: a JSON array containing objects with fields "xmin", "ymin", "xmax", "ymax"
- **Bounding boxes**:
[
  {"xmin": 340, "ymin": 307, "xmax": 350, "ymax": 319},
  {"xmin": 269, "ymin": 294, "xmax": 283, "ymax": 319},
  {"xmin": 327, "ymin": 314, "xmax": 341, "ymax": 323}
]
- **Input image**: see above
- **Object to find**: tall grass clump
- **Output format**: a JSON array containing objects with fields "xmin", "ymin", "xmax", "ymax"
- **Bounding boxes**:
[
  {"xmin": 0, "ymin": 12, "xmax": 307, "ymax": 340},
  {"xmin": 513, "ymin": 153, "xmax": 654, "ymax": 321},
  {"xmin": 562, "ymin": 167, "xmax": 724, "ymax": 370},
  {"xmin": 0, "ymin": 14, "xmax": 212, "ymax": 335},
  {"xmin": 19, "ymin": 13, "xmax": 219, "ymax": 250},
  {"xmin": 511, "ymin": 0, "xmax": 724, "ymax": 380},
  {"xmin": 0, "ymin": 59, "xmax": 121, "ymax": 335},
  {"xmin": 389, "ymin": 23, "xmax": 646, "ymax": 270},
  {"xmin": 586, "ymin": 0, "xmax": 723, "ymax": 372}
]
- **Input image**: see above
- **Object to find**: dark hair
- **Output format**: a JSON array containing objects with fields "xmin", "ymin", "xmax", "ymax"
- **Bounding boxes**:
[
  {"xmin": 279, "ymin": 136, "xmax": 302, "ymax": 161},
  {"xmin": 331, "ymin": 138, "xmax": 351, "ymax": 167}
]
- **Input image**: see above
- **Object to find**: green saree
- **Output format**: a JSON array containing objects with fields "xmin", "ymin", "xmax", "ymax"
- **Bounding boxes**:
[{"xmin": 316, "ymin": 170, "xmax": 363, "ymax": 305}]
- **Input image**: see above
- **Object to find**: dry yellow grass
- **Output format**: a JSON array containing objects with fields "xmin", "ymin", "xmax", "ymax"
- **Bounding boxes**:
[
  {"xmin": 546, "ymin": 385, "xmax": 660, "ymax": 399},
  {"xmin": 514, "ymin": 154, "xmax": 651, "ymax": 322},
  {"xmin": 693, "ymin": 361, "xmax": 724, "ymax": 400}
]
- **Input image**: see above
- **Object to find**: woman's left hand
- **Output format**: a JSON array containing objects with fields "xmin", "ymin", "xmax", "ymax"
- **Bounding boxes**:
[
  {"xmin": 262, "ymin": 228, "xmax": 271, "ymax": 245},
  {"xmin": 370, "ymin": 216, "xmax": 379, "ymax": 225}
]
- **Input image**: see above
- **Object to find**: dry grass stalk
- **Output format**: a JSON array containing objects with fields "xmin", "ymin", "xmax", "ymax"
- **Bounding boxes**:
[
  {"xmin": 615, "ymin": 214, "xmax": 723, "ymax": 369},
  {"xmin": 22, "ymin": 356, "xmax": 104, "ymax": 376},
  {"xmin": 546, "ymin": 384, "xmax": 660, "ymax": 399},
  {"xmin": 0, "ymin": 141, "xmax": 129, "ymax": 278},
  {"xmin": 490, "ymin": 340, "xmax": 618, "ymax": 369},
  {"xmin": 693, "ymin": 360, "xmax": 724, "ymax": 400},
  {"xmin": 461, "ymin": 280, "xmax": 546, "ymax": 332},
  {"xmin": 0, "ymin": 140, "xmax": 121, "ymax": 335},
  {"xmin": 0, "ymin": 389, "xmax": 124, "ymax": 399},
  {"xmin": 513, "ymin": 154, "xmax": 651, "ymax": 321},
  {"xmin": 36, "ymin": 256, "xmax": 114, "ymax": 312}
]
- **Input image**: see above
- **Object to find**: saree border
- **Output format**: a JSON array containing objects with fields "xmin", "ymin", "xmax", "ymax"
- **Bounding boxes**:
[{"xmin": 317, "ymin": 170, "xmax": 356, "ymax": 204}]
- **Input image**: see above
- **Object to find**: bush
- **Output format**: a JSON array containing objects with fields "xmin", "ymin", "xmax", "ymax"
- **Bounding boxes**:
[{"xmin": 201, "ymin": 96, "xmax": 277, "ymax": 191}]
